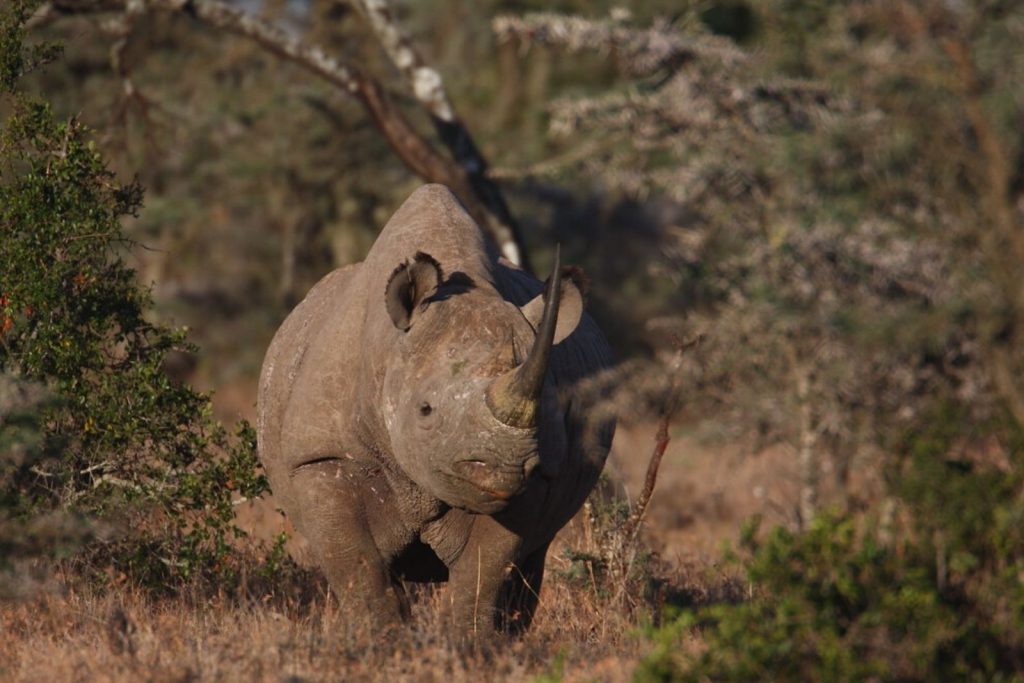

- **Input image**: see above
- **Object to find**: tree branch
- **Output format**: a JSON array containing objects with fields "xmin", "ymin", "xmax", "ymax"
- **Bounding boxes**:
[
  {"xmin": 620, "ymin": 335, "xmax": 698, "ymax": 542},
  {"xmin": 43, "ymin": 0, "xmax": 530, "ymax": 269},
  {"xmin": 493, "ymin": 11, "xmax": 747, "ymax": 77},
  {"xmin": 351, "ymin": 0, "xmax": 530, "ymax": 271}
]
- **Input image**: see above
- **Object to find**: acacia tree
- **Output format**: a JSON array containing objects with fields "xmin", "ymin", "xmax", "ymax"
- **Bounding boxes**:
[
  {"xmin": 493, "ymin": 5, "xmax": 1023, "ymax": 524},
  {"xmin": 466, "ymin": 5, "xmax": 1024, "ymax": 678},
  {"xmin": 486, "ymin": 6, "xmax": 1024, "ymax": 677}
]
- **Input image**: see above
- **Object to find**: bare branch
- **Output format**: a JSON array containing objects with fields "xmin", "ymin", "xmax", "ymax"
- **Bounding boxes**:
[
  {"xmin": 350, "ymin": 0, "xmax": 455, "ymax": 123},
  {"xmin": 619, "ymin": 412, "xmax": 671, "ymax": 543},
  {"xmin": 48, "ymin": 0, "xmax": 364, "ymax": 89},
  {"xmin": 98, "ymin": 0, "xmax": 167, "ymax": 141},
  {"xmin": 352, "ymin": 0, "xmax": 530, "ymax": 270},
  {"xmin": 620, "ymin": 335, "xmax": 698, "ymax": 541},
  {"xmin": 493, "ymin": 11, "xmax": 747, "ymax": 77}
]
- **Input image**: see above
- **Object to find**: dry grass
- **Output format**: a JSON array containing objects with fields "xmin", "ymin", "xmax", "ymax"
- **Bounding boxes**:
[
  {"xmin": 0, "ymin": 555, "xmax": 691, "ymax": 682},
  {"xmin": 1, "ymin": 422, "xmax": 775, "ymax": 682},
  {"xmin": 2, "ymin": 585, "xmax": 556, "ymax": 682},
  {"xmin": 1, "ymin": 560, "xmax": 746, "ymax": 683}
]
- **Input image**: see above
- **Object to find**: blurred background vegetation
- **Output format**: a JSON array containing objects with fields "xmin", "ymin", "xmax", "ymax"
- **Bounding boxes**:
[{"xmin": 3, "ymin": 0, "xmax": 1024, "ymax": 678}]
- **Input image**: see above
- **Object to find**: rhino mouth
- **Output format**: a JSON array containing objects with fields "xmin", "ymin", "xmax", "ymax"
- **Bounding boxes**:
[{"xmin": 452, "ymin": 459, "xmax": 530, "ymax": 501}]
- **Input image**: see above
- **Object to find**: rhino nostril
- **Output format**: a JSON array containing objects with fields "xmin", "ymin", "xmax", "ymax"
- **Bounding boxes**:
[
  {"xmin": 453, "ymin": 458, "xmax": 525, "ymax": 500},
  {"xmin": 452, "ymin": 459, "xmax": 490, "ymax": 482}
]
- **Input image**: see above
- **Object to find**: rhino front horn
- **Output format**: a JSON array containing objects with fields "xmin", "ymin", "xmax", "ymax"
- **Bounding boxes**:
[{"xmin": 486, "ymin": 246, "xmax": 563, "ymax": 428}]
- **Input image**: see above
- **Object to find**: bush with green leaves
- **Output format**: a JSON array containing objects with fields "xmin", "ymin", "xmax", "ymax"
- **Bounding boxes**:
[
  {"xmin": 0, "ymin": 0, "xmax": 268, "ymax": 592},
  {"xmin": 637, "ymin": 411, "xmax": 1024, "ymax": 682}
]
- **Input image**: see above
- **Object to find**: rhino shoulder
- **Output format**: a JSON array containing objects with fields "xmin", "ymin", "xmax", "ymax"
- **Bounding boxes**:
[
  {"xmin": 260, "ymin": 263, "xmax": 361, "ymax": 393},
  {"xmin": 258, "ymin": 263, "xmax": 363, "ymax": 466}
]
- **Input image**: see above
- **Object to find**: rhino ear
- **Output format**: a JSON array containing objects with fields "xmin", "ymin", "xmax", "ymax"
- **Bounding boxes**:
[
  {"xmin": 385, "ymin": 252, "xmax": 443, "ymax": 331},
  {"xmin": 520, "ymin": 265, "xmax": 588, "ymax": 344}
]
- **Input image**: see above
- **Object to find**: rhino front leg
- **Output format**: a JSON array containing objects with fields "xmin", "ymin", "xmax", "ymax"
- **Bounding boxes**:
[
  {"xmin": 446, "ymin": 515, "xmax": 528, "ymax": 639},
  {"xmin": 287, "ymin": 458, "xmax": 408, "ymax": 629},
  {"xmin": 497, "ymin": 542, "xmax": 548, "ymax": 634}
]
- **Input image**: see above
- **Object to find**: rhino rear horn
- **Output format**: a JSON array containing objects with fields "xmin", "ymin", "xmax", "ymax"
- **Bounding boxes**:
[
  {"xmin": 487, "ymin": 246, "xmax": 564, "ymax": 428},
  {"xmin": 385, "ymin": 252, "xmax": 443, "ymax": 331}
]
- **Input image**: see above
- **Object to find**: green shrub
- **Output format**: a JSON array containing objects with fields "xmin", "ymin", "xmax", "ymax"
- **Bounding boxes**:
[
  {"xmin": 0, "ymin": 0, "xmax": 268, "ymax": 593},
  {"xmin": 637, "ymin": 414, "xmax": 1024, "ymax": 682}
]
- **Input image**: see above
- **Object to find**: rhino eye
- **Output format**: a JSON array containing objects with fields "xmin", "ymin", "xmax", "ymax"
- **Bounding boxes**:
[{"xmin": 419, "ymin": 402, "xmax": 433, "ymax": 417}]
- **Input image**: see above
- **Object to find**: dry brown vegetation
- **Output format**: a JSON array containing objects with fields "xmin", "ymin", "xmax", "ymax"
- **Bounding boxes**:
[
  {"xmin": 2, "ymin": 422, "xmax": 757, "ymax": 682},
  {"xmin": 1, "ymin": 582, "xmax": 637, "ymax": 681}
]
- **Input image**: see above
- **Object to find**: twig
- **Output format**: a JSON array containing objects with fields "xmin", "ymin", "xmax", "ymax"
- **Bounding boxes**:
[
  {"xmin": 80, "ymin": 461, "xmax": 112, "ymax": 475},
  {"xmin": 620, "ymin": 412, "xmax": 671, "ymax": 542},
  {"xmin": 620, "ymin": 335, "xmax": 700, "ymax": 541}
]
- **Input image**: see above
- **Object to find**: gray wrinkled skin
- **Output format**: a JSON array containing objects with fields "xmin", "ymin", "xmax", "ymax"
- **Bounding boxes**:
[{"xmin": 257, "ymin": 184, "xmax": 615, "ymax": 637}]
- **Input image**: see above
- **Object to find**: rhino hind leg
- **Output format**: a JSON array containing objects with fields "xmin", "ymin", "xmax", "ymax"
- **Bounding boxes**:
[{"xmin": 286, "ymin": 458, "xmax": 409, "ymax": 628}]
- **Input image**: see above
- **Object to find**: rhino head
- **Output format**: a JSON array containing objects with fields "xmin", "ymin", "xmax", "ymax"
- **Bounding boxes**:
[{"xmin": 378, "ymin": 248, "xmax": 583, "ymax": 514}]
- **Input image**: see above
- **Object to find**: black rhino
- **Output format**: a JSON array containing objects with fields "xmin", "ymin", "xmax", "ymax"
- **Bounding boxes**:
[{"xmin": 257, "ymin": 184, "xmax": 614, "ymax": 636}]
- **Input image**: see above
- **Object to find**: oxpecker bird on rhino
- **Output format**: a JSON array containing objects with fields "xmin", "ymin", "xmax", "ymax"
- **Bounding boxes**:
[{"xmin": 257, "ymin": 184, "xmax": 615, "ymax": 636}]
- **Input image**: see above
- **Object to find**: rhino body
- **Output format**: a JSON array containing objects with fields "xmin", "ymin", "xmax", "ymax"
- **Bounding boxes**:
[{"xmin": 257, "ymin": 185, "xmax": 614, "ymax": 635}]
